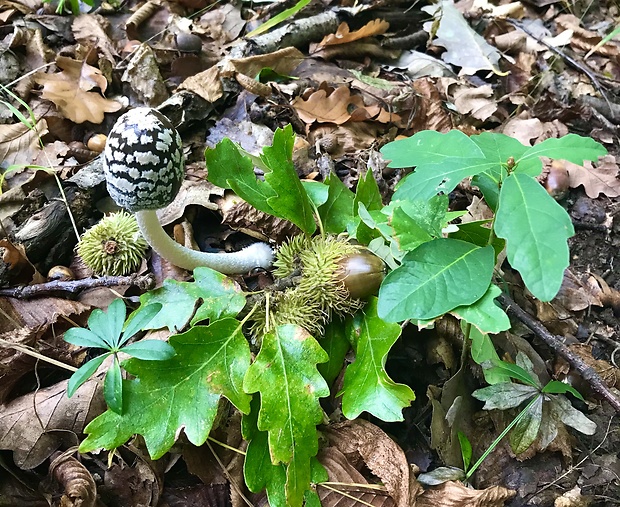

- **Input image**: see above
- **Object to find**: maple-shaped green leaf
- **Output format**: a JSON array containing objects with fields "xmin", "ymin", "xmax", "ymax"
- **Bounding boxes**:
[
  {"xmin": 378, "ymin": 239, "xmax": 494, "ymax": 322},
  {"xmin": 79, "ymin": 319, "xmax": 252, "ymax": 459},
  {"xmin": 137, "ymin": 267, "xmax": 245, "ymax": 332},
  {"xmin": 494, "ymin": 173, "xmax": 574, "ymax": 301},
  {"xmin": 341, "ymin": 298, "xmax": 415, "ymax": 421},
  {"xmin": 243, "ymin": 324, "xmax": 329, "ymax": 507},
  {"xmin": 388, "ymin": 195, "xmax": 448, "ymax": 252}
]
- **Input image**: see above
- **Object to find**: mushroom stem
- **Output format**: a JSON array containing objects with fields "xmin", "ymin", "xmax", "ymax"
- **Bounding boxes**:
[{"xmin": 135, "ymin": 210, "xmax": 274, "ymax": 274}]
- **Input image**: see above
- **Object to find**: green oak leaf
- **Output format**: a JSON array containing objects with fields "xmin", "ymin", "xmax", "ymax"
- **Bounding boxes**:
[
  {"xmin": 79, "ymin": 319, "xmax": 252, "ymax": 459},
  {"xmin": 262, "ymin": 125, "xmax": 316, "ymax": 234},
  {"xmin": 205, "ymin": 138, "xmax": 278, "ymax": 214},
  {"xmin": 451, "ymin": 285, "xmax": 510, "ymax": 334},
  {"xmin": 381, "ymin": 129, "xmax": 484, "ymax": 166},
  {"xmin": 354, "ymin": 169, "xmax": 383, "ymax": 212},
  {"xmin": 243, "ymin": 397, "xmax": 288, "ymax": 507},
  {"xmin": 515, "ymin": 134, "xmax": 607, "ymax": 176},
  {"xmin": 243, "ymin": 324, "xmax": 329, "ymax": 507},
  {"xmin": 494, "ymin": 172, "xmax": 574, "ymax": 301},
  {"xmin": 137, "ymin": 268, "xmax": 245, "ymax": 332},
  {"xmin": 471, "ymin": 132, "xmax": 529, "ymax": 163},
  {"xmin": 341, "ymin": 298, "xmax": 415, "ymax": 421},
  {"xmin": 318, "ymin": 319, "xmax": 351, "ymax": 388},
  {"xmin": 378, "ymin": 238, "xmax": 495, "ymax": 321},
  {"xmin": 392, "ymin": 158, "xmax": 498, "ymax": 201},
  {"xmin": 317, "ymin": 172, "xmax": 355, "ymax": 234}
]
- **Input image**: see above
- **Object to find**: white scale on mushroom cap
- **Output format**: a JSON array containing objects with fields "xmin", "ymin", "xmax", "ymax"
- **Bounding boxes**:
[{"xmin": 103, "ymin": 107, "xmax": 274, "ymax": 274}]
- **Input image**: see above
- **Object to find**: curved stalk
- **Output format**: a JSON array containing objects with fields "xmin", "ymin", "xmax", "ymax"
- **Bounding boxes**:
[{"xmin": 135, "ymin": 210, "xmax": 274, "ymax": 274}]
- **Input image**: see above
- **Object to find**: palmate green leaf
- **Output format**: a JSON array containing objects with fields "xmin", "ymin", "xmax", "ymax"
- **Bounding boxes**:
[
  {"xmin": 317, "ymin": 172, "xmax": 355, "ymax": 234},
  {"xmin": 495, "ymin": 173, "xmax": 574, "ymax": 301},
  {"xmin": 120, "ymin": 340, "xmax": 176, "ymax": 360},
  {"xmin": 243, "ymin": 324, "xmax": 329, "ymax": 507},
  {"xmin": 87, "ymin": 298, "xmax": 125, "ymax": 348},
  {"xmin": 510, "ymin": 395, "xmax": 543, "ymax": 454},
  {"xmin": 120, "ymin": 303, "xmax": 162, "ymax": 347},
  {"xmin": 67, "ymin": 353, "xmax": 108, "ymax": 397},
  {"xmin": 550, "ymin": 395, "xmax": 596, "ymax": 435},
  {"xmin": 341, "ymin": 298, "xmax": 415, "ymax": 421},
  {"xmin": 80, "ymin": 319, "xmax": 252, "ymax": 459},
  {"xmin": 451, "ymin": 285, "xmax": 510, "ymax": 334},
  {"xmin": 64, "ymin": 327, "xmax": 109, "ymax": 349},
  {"xmin": 486, "ymin": 359, "xmax": 541, "ymax": 388},
  {"xmin": 378, "ymin": 238, "xmax": 494, "ymax": 322},
  {"xmin": 542, "ymin": 380, "xmax": 584, "ymax": 401},
  {"xmin": 515, "ymin": 134, "xmax": 607, "ymax": 176},
  {"xmin": 138, "ymin": 267, "xmax": 245, "ymax": 332},
  {"xmin": 104, "ymin": 358, "xmax": 123, "ymax": 414}
]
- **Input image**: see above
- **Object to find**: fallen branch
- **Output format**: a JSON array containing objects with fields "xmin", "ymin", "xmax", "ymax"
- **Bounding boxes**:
[
  {"xmin": 497, "ymin": 293, "xmax": 620, "ymax": 413},
  {"xmin": 0, "ymin": 274, "xmax": 156, "ymax": 299}
]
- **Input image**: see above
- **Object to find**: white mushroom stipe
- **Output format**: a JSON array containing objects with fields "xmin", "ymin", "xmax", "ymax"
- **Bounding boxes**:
[
  {"xmin": 136, "ymin": 211, "xmax": 273, "ymax": 274},
  {"xmin": 103, "ymin": 107, "xmax": 274, "ymax": 275}
]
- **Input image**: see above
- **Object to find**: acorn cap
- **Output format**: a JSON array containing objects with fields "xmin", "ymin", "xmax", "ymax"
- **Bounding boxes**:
[{"xmin": 103, "ymin": 108, "xmax": 184, "ymax": 212}]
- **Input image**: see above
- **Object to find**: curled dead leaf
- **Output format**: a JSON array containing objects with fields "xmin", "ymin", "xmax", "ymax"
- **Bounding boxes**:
[{"xmin": 48, "ymin": 451, "xmax": 97, "ymax": 507}]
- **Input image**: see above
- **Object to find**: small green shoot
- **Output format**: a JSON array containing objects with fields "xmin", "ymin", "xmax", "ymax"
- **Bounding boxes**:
[
  {"xmin": 245, "ymin": 0, "xmax": 311, "ymax": 38},
  {"xmin": 64, "ymin": 299, "xmax": 173, "ymax": 414}
]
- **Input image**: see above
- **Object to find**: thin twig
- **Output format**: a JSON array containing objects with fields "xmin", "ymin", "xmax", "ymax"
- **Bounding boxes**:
[
  {"xmin": 507, "ymin": 18, "xmax": 613, "ymax": 112},
  {"xmin": 497, "ymin": 293, "xmax": 620, "ymax": 412},
  {"xmin": 0, "ymin": 274, "xmax": 155, "ymax": 299}
]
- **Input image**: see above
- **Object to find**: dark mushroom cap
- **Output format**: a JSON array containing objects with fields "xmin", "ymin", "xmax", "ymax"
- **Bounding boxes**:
[{"xmin": 103, "ymin": 108, "xmax": 184, "ymax": 211}]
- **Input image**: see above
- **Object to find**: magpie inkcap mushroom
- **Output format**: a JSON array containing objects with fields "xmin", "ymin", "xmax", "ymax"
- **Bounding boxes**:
[{"xmin": 103, "ymin": 107, "xmax": 274, "ymax": 274}]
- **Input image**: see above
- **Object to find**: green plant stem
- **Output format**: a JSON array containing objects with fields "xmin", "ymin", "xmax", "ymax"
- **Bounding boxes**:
[
  {"xmin": 461, "ymin": 322, "xmax": 471, "ymax": 366},
  {"xmin": 464, "ymin": 395, "xmax": 539, "ymax": 480}
]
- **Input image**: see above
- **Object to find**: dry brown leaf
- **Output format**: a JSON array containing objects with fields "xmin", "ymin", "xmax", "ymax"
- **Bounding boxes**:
[
  {"xmin": 318, "ymin": 447, "xmax": 397, "ymax": 507},
  {"xmin": 0, "ymin": 377, "xmax": 104, "ymax": 469},
  {"xmin": 48, "ymin": 451, "xmax": 97, "ymax": 507},
  {"xmin": 556, "ymin": 14, "xmax": 620, "ymax": 57},
  {"xmin": 179, "ymin": 65, "xmax": 224, "ymax": 103},
  {"xmin": 0, "ymin": 119, "xmax": 47, "ymax": 167},
  {"xmin": 415, "ymin": 480, "xmax": 515, "ymax": 507},
  {"xmin": 229, "ymin": 47, "xmax": 304, "ymax": 79},
  {"xmin": 121, "ymin": 44, "xmax": 169, "ymax": 107},
  {"xmin": 325, "ymin": 420, "xmax": 418, "ymax": 507},
  {"xmin": 450, "ymin": 84, "xmax": 497, "ymax": 121},
  {"xmin": 34, "ymin": 57, "xmax": 121, "ymax": 124},
  {"xmin": 308, "ymin": 123, "xmax": 380, "ymax": 157},
  {"xmin": 566, "ymin": 155, "xmax": 620, "ymax": 198},
  {"xmin": 553, "ymin": 269, "xmax": 603, "ymax": 312},
  {"xmin": 72, "ymin": 14, "xmax": 118, "ymax": 64},
  {"xmin": 292, "ymin": 86, "xmax": 353, "ymax": 124},
  {"xmin": 316, "ymin": 20, "xmax": 390, "ymax": 48}
]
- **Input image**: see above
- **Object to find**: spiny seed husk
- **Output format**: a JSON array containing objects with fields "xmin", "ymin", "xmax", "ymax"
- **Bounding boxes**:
[
  {"xmin": 254, "ymin": 236, "xmax": 365, "ymax": 338},
  {"xmin": 78, "ymin": 211, "xmax": 148, "ymax": 275}
]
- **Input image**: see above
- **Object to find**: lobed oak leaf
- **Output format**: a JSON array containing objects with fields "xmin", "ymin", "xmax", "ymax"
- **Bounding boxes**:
[
  {"xmin": 315, "ymin": 20, "xmax": 390, "ymax": 48},
  {"xmin": 566, "ymin": 155, "xmax": 620, "ymax": 198},
  {"xmin": 34, "ymin": 56, "xmax": 121, "ymax": 124}
]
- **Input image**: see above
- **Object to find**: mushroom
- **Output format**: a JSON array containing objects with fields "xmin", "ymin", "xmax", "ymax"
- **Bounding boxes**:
[{"xmin": 103, "ymin": 107, "xmax": 274, "ymax": 275}]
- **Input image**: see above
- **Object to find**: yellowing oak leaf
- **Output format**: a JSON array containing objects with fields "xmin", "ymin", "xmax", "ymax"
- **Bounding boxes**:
[{"xmin": 34, "ymin": 56, "xmax": 121, "ymax": 124}]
